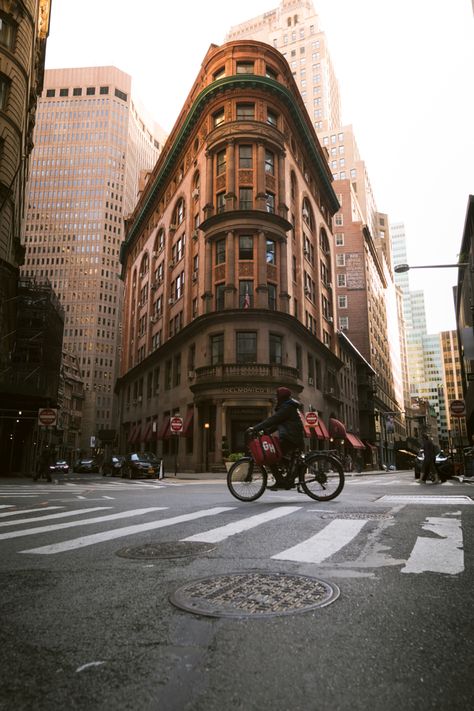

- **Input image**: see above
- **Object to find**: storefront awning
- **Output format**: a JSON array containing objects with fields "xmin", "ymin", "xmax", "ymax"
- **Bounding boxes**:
[
  {"xmin": 364, "ymin": 441, "xmax": 378, "ymax": 451},
  {"xmin": 142, "ymin": 422, "xmax": 153, "ymax": 443},
  {"xmin": 346, "ymin": 432, "xmax": 365, "ymax": 449},
  {"xmin": 182, "ymin": 410, "xmax": 194, "ymax": 437},
  {"xmin": 314, "ymin": 418, "xmax": 330, "ymax": 440},
  {"xmin": 128, "ymin": 424, "xmax": 141, "ymax": 445},
  {"xmin": 157, "ymin": 416, "xmax": 170, "ymax": 440},
  {"xmin": 329, "ymin": 417, "xmax": 346, "ymax": 439}
]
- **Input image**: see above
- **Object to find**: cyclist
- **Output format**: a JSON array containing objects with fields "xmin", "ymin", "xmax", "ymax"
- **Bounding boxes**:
[{"xmin": 247, "ymin": 386, "xmax": 305, "ymax": 490}]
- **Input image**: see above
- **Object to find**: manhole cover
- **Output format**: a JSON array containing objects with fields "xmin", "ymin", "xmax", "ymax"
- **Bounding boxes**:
[
  {"xmin": 169, "ymin": 571, "xmax": 340, "ymax": 618},
  {"xmin": 320, "ymin": 512, "xmax": 393, "ymax": 520},
  {"xmin": 116, "ymin": 541, "xmax": 216, "ymax": 560}
]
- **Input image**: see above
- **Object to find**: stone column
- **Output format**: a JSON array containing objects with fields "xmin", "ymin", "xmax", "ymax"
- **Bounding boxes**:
[
  {"xmin": 225, "ymin": 230, "xmax": 236, "ymax": 309},
  {"xmin": 225, "ymin": 140, "xmax": 236, "ymax": 211}
]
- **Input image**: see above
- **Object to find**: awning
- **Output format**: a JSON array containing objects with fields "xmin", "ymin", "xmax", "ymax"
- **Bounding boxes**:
[
  {"xmin": 346, "ymin": 432, "xmax": 365, "ymax": 449},
  {"xmin": 314, "ymin": 418, "xmax": 330, "ymax": 440},
  {"xmin": 329, "ymin": 417, "xmax": 346, "ymax": 439},
  {"xmin": 157, "ymin": 416, "xmax": 170, "ymax": 440},
  {"xmin": 182, "ymin": 410, "xmax": 194, "ymax": 437},
  {"xmin": 298, "ymin": 410, "xmax": 312, "ymax": 438},
  {"xmin": 128, "ymin": 424, "xmax": 141, "ymax": 445},
  {"xmin": 364, "ymin": 441, "xmax": 378, "ymax": 451},
  {"xmin": 142, "ymin": 422, "xmax": 153, "ymax": 443}
]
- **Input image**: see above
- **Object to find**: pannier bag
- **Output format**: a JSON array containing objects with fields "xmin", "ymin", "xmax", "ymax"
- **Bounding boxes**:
[{"xmin": 249, "ymin": 434, "xmax": 282, "ymax": 466}]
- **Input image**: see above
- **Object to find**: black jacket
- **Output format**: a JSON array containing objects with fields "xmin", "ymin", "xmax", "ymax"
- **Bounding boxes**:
[{"xmin": 253, "ymin": 398, "xmax": 305, "ymax": 449}]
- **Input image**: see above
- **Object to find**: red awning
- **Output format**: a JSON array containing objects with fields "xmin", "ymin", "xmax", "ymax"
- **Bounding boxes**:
[
  {"xmin": 313, "ymin": 419, "xmax": 330, "ymax": 440},
  {"xmin": 346, "ymin": 432, "xmax": 365, "ymax": 449},
  {"xmin": 128, "ymin": 424, "xmax": 141, "ymax": 445},
  {"xmin": 157, "ymin": 416, "xmax": 170, "ymax": 440},
  {"xmin": 298, "ymin": 410, "xmax": 312, "ymax": 438},
  {"xmin": 329, "ymin": 417, "xmax": 347, "ymax": 439},
  {"xmin": 182, "ymin": 410, "xmax": 194, "ymax": 437},
  {"xmin": 142, "ymin": 422, "xmax": 153, "ymax": 443}
]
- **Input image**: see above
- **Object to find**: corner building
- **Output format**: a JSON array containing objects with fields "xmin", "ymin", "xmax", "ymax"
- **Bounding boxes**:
[{"xmin": 118, "ymin": 41, "xmax": 342, "ymax": 471}]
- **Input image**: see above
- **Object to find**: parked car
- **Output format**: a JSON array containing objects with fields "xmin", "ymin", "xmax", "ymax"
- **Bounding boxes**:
[
  {"xmin": 74, "ymin": 458, "xmax": 100, "ymax": 473},
  {"xmin": 102, "ymin": 455, "xmax": 125, "ymax": 477},
  {"xmin": 122, "ymin": 452, "xmax": 161, "ymax": 479},
  {"xmin": 49, "ymin": 459, "xmax": 69, "ymax": 474}
]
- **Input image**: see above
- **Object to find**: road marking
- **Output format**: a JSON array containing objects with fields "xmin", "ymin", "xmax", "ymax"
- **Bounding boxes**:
[
  {"xmin": 272, "ymin": 518, "xmax": 368, "ymax": 563},
  {"xmin": 20, "ymin": 506, "xmax": 235, "ymax": 555},
  {"xmin": 402, "ymin": 517, "xmax": 464, "ymax": 575},
  {"xmin": 377, "ymin": 495, "xmax": 473, "ymax": 505},
  {"xmin": 0, "ymin": 505, "xmax": 14, "ymax": 509},
  {"xmin": 0, "ymin": 506, "xmax": 64, "ymax": 518},
  {"xmin": 0, "ymin": 507, "xmax": 166, "ymax": 541},
  {"xmin": 182, "ymin": 506, "xmax": 302, "ymax": 543},
  {"xmin": 0, "ymin": 507, "xmax": 111, "ymax": 528}
]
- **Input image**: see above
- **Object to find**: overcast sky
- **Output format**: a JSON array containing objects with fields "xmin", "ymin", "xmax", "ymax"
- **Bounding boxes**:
[{"xmin": 45, "ymin": 0, "xmax": 474, "ymax": 333}]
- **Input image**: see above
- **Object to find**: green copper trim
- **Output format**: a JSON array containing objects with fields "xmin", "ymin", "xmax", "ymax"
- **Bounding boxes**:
[{"xmin": 121, "ymin": 74, "xmax": 339, "ymax": 261}]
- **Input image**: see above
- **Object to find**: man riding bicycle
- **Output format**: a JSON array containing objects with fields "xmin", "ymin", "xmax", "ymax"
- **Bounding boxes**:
[{"xmin": 247, "ymin": 387, "xmax": 305, "ymax": 490}]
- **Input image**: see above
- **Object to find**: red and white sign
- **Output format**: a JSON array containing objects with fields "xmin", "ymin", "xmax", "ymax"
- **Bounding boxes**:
[
  {"xmin": 450, "ymin": 399, "xmax": 466, "ymax": 417},
  {"xmin": 305, "ymin": 411, "xmax": 319, "ymax": 427},
  {"xmin": 169, "ymin": 415, "xmax": 184, "ymax": 434},
  {"xmin": 38, "ymin": 408, "xmax": 58, "ymax": 427}
]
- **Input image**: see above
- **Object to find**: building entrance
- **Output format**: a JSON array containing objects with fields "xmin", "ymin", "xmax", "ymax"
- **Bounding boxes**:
[{"xmin": 229, "ymin": 407, "xmax": 267, "ymax": 454}]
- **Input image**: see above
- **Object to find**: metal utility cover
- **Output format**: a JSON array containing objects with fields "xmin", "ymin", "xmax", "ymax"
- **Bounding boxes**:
[
  {"xmin": 116, "ymin": 541, "xmax": 216, "ymax": 559},
  {"xmin": 169, "ymin": 571, "xmax": 340, "ymax": 618}
]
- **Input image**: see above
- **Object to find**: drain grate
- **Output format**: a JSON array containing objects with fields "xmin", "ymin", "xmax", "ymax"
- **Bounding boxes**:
[
  {"xmin": 116, "ymin": 541, "xmax": 216, "ymax": 560},
  {"xmin": 320, "ymin": 512, "xmax": 393, "ymax": 520},
  {"xmin": 169, "ymin": 571, "xmax": 340, "ymax": 618}
]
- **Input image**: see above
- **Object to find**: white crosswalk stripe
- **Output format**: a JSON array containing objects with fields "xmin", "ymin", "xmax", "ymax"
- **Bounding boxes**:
[{"xmin": 0, "ymin": 503, "xmax": 466, "ymax": 578}]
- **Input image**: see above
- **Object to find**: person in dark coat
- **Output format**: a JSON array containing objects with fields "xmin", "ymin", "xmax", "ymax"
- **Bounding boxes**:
[
  {"xmin": 248, "ymin": 387, "xmax": 305, "ymax": 490},
  {"xmin": 420, "ymin": 432, "xmax": 440, "ymax": 484}
]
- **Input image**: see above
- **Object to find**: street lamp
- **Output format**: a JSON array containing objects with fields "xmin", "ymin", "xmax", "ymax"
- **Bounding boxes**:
[
  {"xmin": 394, "ymin": 262, "xmax": 469, "ymax": 273},
  {"xmin": 204, "ymin": 422, "xmax": 210, "ymax": 472}
]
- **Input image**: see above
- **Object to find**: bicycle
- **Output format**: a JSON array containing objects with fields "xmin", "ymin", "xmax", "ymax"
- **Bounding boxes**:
[{"xmin": 227, "ymin": 435, "xmax": 345, "ymax": 502}]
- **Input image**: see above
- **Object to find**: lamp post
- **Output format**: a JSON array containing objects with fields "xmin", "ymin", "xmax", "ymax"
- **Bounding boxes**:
[
  {"xmin": 394, "ymin": 262, "xmax": 468, "ymax": 273},
  {"xmin": 203, "ymin": 422, "xmax": 210, "ymax": 472}
]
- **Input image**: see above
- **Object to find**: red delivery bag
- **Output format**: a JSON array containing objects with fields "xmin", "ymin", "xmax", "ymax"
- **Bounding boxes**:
[{"xmin": 248, "ymin": 434, "xmax": 282, "ymax": 466}]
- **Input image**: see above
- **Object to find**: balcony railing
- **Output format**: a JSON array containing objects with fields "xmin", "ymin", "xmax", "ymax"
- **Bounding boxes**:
[{"xmin": 195, "ymin": 363, "xmax": 299, "ymax": 383}]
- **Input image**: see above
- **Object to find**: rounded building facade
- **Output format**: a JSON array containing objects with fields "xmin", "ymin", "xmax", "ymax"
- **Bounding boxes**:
[{"xmin": 118, "ymin": 41, "xmax": 342, "ymax": 471}]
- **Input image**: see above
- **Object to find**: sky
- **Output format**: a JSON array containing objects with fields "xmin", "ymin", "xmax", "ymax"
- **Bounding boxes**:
[{"xmin": 45, "ymin": 0, "xmax": 474, "ymax": 333}]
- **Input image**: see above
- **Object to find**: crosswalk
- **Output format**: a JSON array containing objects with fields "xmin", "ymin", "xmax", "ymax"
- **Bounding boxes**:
[
  {"xmin": 0, "ymin": 481, "xmax": 165, "ymax": 497},
  {"xmin": 0, "ymin": 501, "xmax": 469, "ymax": 577}
]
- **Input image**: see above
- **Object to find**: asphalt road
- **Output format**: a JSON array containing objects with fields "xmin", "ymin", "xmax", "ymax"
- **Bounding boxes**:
[{"xmin": 0, "ymin": 470, "xmax": 473, "ymax": 711}]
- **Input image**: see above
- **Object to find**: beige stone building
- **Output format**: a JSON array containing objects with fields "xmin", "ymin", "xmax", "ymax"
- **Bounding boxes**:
[
  {"xmin": 21, "ymin": 66, "xmax": 166, "ymax": 450},
  {"xmin": 117, "ymin": 40, "xmax": 344, "ymax": 471}
]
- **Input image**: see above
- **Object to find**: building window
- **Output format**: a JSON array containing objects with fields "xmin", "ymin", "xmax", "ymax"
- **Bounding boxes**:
[
  {"xmin": 216, "ymin": 192, "xmax": 226, "ymax": 214},
  {"xmin": 216, "ymin": 149, "xmax": 226, "ymax": 175},
  {"xmin": 100, "ymin": 86, "xmax": 109, "ymax": 94},
  {"xmin": 239, "ymin": 188, "xmax": 253, "ymax": 210},
  {"xmin": 335, "ymin": 213, "xmax": 343, "ymax": 226},
  {"xmin": 239, "ymin": 145, "xmax": 252, "ymax": 169},
  {"xmin": 73, "ymin": 87, "xmax": 82, "ymax": 96},
  {"xmin": 265, "ymin": 65, "xmax": 277, "ymax": 80},
  {"xmin": 86, "ymin": 87, "xmax": 96, "ymax": 95},
  {"xmin": 335, "ymin": 233, "xmax": 344, "ymax": 247},
  {"xmin": 338, "ymin": 295, "xmax": 347, "ymax": 309},
  {"xmin": 236, "ymin": 332, "xmax": 257, "ymax": 363},
  {"xmin": 337, "ymin": 273, "xmax": 346, "ymax": 287},
  {"xmin": 296, "ymin": 344, "xmax": 302, "ymax": 376},
  {"xmin": 216, "ymin": 238, "xmax": 226, "ymax": 264},
  {"xmin": 336, "ymin": 254, "xmax": 346, "ymax": 267},
  {"xmin": 265, "ymin": 150, "xmax": 275, "ymax": 175},
  {"xmin": 239, "ymin": 236, "xmax": 253, "ymax": 260},
  {"xmin": 211, "ymin": 334, "xmax": 224, "ymax": 364},
  {"xmin": 236, "ymin": 61, "xmax": 254, "ymax": 74},
  {"xmin": 0, "ymin": 74, "xmax": 11, "ymax": 109},
  {"xmin": 339, "ymin": 316, "xmax": 349, "ymax": 330},
  {"xmin": 216, "ymin": 283, "xmax": 226, "ymax": 311},
  {"xmin": 0, "ymin": 15, "xmax": 16, "ymax": 48},
  {"xmin": 213, "ymin": 67, "xmax": 225, "ymax": 81},
  {"xmin": 59, "ymin": 88, "xmax": 69, "ymax": 97},
  {"xmin": 265, "ymin": 192, "xmax": 275, "ymax": 214},
  {"xmin": 269, "ymin": 334, "xmax": 283, "ymax": 364},
  {"xmin": 267, "ymin": 109, "xmax": 278, "ymax": 127},
  {"xmin": 266, "ymin": 240, "xmax": 276, "ymax": 265},
  {"xmin": 213, "ymin": 108, "xmax": 225, "ymax": 127},
  {"xmin": 46, "ymin": 89, "xmax": 55, "ymax": 97},
  {"xmin": 268, "ymin": 283, "xmax": 277, "ymax": 310},
  {"xmin": 239, "ymin": 280, "xmax": 253, "ymax": 308},
  {"xmin": 114, "ymin": 88, "xmax": 127, "ymax": 101},
  {"xmin": 173, "ymin": 354, "xmax": 181, "ymax": 387},
  {"xmin": 236, "ymin": 103, "xmax": 255, "ymax": 120}
]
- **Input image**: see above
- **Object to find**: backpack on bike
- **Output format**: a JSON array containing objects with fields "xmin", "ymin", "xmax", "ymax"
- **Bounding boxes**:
[{"xmin": 249, "ymin": 434, "xmax": 282, "ymax": 466}]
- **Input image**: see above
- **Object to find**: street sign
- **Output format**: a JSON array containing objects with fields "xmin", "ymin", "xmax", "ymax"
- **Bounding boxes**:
[
  {"xmin": 305, "ymin": 411, "xmax": 319, "ymax": 427},
  {"xmin": 169, "ymin": 415, "xmax": 184, "ymax": 434},
  {"xmin": 38, "ymin": 408, "xmax": 57, "ymax": 427},
  {"xmin": 450, "ymin": 399, "xmax": 466, "ymax": 417}
]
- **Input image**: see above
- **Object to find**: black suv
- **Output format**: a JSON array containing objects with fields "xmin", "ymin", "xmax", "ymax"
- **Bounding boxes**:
[{"xmin": 122, "ymin": 452, "xmax": 161, "ymax": 479}]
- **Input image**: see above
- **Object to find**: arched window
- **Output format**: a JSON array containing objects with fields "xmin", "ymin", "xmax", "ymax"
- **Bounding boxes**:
[
  {"xmin": 140, "ymin": 253, "xmax": 149, "ymax": 277},
  {"xmin": 173, "ymin": 198, "xmax": 185, "ymax": 226},
  {"xmin": 319, "ymin": 227, "xmax": 330, "ymax": 254},
  {"xmin": 154, "ymin": 228, "xmax": 165, "ymax": 254},
  {"xmin": 302, "ymin": 198, "xmax": 314, "ymax": 230},
  {"xmin": 290, "ymin": 171, "xmax": 297, "ymax": 201},
  {"xmin": 192, "ymin": 171, "xmax": 200, "ymax": 199}
]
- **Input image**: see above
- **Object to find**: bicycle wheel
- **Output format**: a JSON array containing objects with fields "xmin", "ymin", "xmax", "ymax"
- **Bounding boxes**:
[
  {"xmin": 227, "ymin": 457, "xmax": 267, "ymax": 502},
  {"xmin": 300, "ymin": 453, "xmax": 345, "ymax": 501}
]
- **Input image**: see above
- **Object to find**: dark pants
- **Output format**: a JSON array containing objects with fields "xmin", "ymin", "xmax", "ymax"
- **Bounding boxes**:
[{"xmin": 421, "ymin": 459, "xmax": 437, "ymax": 482}]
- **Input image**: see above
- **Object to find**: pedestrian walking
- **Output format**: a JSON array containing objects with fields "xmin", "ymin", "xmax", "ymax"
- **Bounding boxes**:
[{"xmin": 419, "ymin": 433, "xmax": 441, "ymax": 484}]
